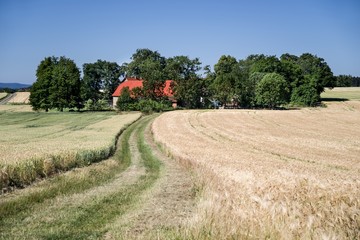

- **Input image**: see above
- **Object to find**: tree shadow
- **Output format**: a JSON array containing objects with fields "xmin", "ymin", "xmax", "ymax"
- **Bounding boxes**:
[{"xmin": 321, "ymin": 98, "xmax": 349, "ymax": 102}]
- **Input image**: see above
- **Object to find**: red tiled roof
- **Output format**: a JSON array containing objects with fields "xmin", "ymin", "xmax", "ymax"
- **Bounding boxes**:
[
  {"xmin": 163, "ymin": 80, "xmax": 174, "ymax": 97},
  {"xmin": 112, "ymin": 78, "xmax": 174, "ymax": 97},
  {"xmin": 112, "ymin": 78, "xmax": 143, "ymax": 97}
]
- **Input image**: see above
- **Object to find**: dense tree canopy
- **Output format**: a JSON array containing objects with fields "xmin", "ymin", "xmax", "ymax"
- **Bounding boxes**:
[
  {"xmin": 255, "ymin": 73, "xmax": 289, "ymax": 109},
  {"xmin": 166, "ymin": 56, "xmax": 204, "ymax": 108},
  {"xmin": 82, "ymin": 60, "xmax": 123, "ymax": 102},
  {"xmin": 32, "ymin": 50, "xmax": 340, "ymax": 112},
  {"xmin": 123, "ymin": 49, "xmax": 167, "ymax": 101},
  {"xmin": 206, "ymin": 53, "xmax": 336, "ymax": 108},
  {"xmin": 30, "ymin": 57, "xmax": 55, "ymax": 111},
  {"xmin": 30, "ymin": 56, "xmax": 82, "ymax": 111}
]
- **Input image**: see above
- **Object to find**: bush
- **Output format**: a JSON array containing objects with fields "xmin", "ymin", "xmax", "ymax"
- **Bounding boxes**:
[
  {"xmin": 116, "ymin": 87, "xmax": 135, "ymax": 111},
  {"xmin": 255, "ymin": 73, "xmax": 289, "ymax": 109},
  {"xmin": 291, "ymin": 81, "xmax": 320, "ymax": 106},
  {"xmin": 85, "ymin": 99, "xmax": 111, "ymax": 111}
]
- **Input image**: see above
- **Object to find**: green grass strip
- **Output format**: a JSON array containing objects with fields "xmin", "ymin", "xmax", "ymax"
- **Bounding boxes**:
[{"xmin": 0, "ymin": 119, "xmax": 136, "ymax": 225}]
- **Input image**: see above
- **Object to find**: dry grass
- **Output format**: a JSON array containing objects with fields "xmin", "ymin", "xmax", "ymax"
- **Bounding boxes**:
[
  {"xmin": 152, "ymin": 101, "xmax": 360, "ymax": 239},
  {"xmin": 7, "ymin": 92, "xmax": 30, "ymax": 104}
]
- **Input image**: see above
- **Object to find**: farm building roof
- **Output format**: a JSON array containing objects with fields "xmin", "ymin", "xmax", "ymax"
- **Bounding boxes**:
[{"xmin": 112, "ymin": 78, "xmax": 174, "ymax": 97}]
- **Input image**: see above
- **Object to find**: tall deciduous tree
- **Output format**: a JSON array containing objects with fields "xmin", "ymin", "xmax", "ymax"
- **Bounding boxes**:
[
  {"xmin": 124, "ymin": 49, "xmax": 167, "ymax": 101},
  {"xmin": 30, "ymin": 56, "xmax": 56, "ymax": 111},
  {"xmin": 246, "ymin": 54, "xmax": 283, "ymax": 75},
  {"xmin": 165, "ymin": 56, "xmax": 204, "ymax": 108},
  {"xmin": 30, "ymin": 56, "xmax": 82, "ymax": 111},
  {"xmin": 82, "ymin": 60, "xmax": 123, "ymax": 102},
  {"xmin": 297, "ymin": 53, "xmax": 335, "ymax": 95},
  {"xmin": 49, "ymin": 57, "xmax": 82, "ymax": 111},
  {"xmin": 212, "ymin": 55, "xmax": 238, "ymax": 105}
]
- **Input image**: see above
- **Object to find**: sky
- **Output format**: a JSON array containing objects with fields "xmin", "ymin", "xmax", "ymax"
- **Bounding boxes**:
[{"xmin": 0, "ymin": 0, "xmax": 359, "ymax": 84}]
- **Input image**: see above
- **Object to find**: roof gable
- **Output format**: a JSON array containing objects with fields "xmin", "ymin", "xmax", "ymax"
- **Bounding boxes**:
[
  {"xmin": 112, "ymin": 78, "xmax": 174, "ymax": 97},
  {"xmin": 112, "ymin": 78, "xmax": 143, "ymax": 97}
]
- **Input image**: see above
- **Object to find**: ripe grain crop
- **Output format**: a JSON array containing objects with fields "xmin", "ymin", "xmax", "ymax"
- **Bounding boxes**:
[
  {"xmin": 6, "ymin": 92, "xmax": 30, "ymax": 104},
  {"xmin": 0, "ymin": 110, "xmax": 141, "ymax": 190},
  {"xmin": 152, "ymin": 101, "xmax": 360, "ymax": 239}
]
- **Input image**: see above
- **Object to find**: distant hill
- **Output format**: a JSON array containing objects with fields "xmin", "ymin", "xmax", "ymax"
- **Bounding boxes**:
[{"xmin": 0, "ymin": 82, "xmax": 31, "ymax": 89}]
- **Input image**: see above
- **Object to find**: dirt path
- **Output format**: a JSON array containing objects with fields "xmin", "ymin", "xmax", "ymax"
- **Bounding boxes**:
[
  {"xmin": 105, "ymin": 117, "xmax": 196, "ymax": 239},
  {"xmin": 0, "ymin": 115, "xmax": 197, "ymax": 239}
]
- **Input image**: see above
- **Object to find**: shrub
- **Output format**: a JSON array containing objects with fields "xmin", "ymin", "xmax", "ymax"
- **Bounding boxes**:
[
  {"xmin": 116, "ymin": 87, "xmax": 135, "ymax": 111},
  {"xmin": 291, "ymin": 80, "xmax": 320, "ymax": 106},
  {"xmin": 255, "ymin": 73, "xmax": 289, "ymax": 109},
  {"xmin": 84, "ymin": 99, "xmax": 111, "ymax": 111}
]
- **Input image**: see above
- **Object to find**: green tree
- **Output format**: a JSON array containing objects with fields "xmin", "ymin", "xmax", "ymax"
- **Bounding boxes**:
[
  {"xmin": 335, "ymin": 75, "xmax": 352, "ymax": 87},
  {"xmin": 291, "ymin": 76, "xmax": 319, "ymax": 106},
  {"xmin": 30, "ymin": 56, "xmax": 82, "ymax": 111},
  {"xmin": 212, "ymin": 55, "xmax": 238, "ymax": 105},
  {"xmin": 82, "ymin": 60, "xmax": 123, "ymax": 102},
  {"xmin": 124, "ymin": 49, "xmax": 167, "ymax": 101},
  {"xmin": 246, "ymin": 54, "xmax": 283, "ymax": 75},
  {"xmin": 165, "ymin": 56, "xmax": 204, "ymax": 108},
  {"xmin": 280, "ymin": 53, "xmax": 303, "ymax": 99},
  {"xmin": 255, "ymin": 73, "xmax": 289, "ymax": 109},
  {"xmin": 116, "ymin": 87, "xmax": 134, "ymax": 111},
  {"xmin": 49, "ymin": 57, "xmax": 82, "ymax": 111},
  {"xmin": 30, "ymin": 56, "xmax": 56, "ymax": 111},
  {"xmin": 297, "ymin": 53, "xmax": 335, "ymax": 95},
  {"xmin": 243, "ymin": 71, "xmax": 266, "ymax": 107},
  {"xmin": 125, "ymin": 48, "xmax": 166, "ymax": 78}
]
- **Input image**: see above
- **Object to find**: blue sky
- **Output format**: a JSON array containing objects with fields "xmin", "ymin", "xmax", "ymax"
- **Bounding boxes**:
[{"xmin": 0, "ymin": 0, "xmax": 359, "ymax": 84}]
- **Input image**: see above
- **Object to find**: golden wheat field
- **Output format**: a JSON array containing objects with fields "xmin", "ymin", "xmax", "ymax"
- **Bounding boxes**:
[
  {"xmin": 152, "ymin": 101, "xmax": 360, "ymax": 239},
  {"xmin": 6, "ymin": 92, "xmax": 30, "ymax": 104}
]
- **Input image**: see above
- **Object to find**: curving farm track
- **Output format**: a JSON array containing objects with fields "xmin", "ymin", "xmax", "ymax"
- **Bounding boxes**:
[{"xmin": 0, "ymin": 115, "xmax": 196, "ymax": 239}]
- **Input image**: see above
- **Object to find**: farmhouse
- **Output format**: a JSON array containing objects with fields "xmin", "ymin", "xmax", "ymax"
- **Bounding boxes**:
[{"xmin": 112, "ymin": 77, "xmax": 177, "ymax": 107}]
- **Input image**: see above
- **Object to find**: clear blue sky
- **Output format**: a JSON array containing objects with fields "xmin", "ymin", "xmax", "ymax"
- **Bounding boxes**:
[{"xmin": 1, "ymin": 0, "xmax": 359, "ymax": 84}]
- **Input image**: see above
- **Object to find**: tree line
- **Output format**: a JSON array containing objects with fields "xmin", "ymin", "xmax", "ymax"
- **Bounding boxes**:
[{"xmin": 30, "ymin": 48, "xmax": 348, "ymax": 112}]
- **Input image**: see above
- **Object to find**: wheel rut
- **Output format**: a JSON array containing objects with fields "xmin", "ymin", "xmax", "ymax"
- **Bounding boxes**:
[{"xmin": 104, "ymin": 116, "xmax": 197, "ymax": 239}]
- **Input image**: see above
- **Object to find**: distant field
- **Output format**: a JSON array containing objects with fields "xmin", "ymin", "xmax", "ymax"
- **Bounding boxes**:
[
  {"xmin": 0, "ymin": 93, "xmax": 7, "ymax": 100},
  {"xmin": 321, "ymin": 87, "xmax": 360, "ymax": 100},
  {"xmin": 7, "ymin": 92, "xmax": 30, "ymax": 104},
  {"xmin": 0, "ymin": 109, "xmax": 141, "ymax": 189},
  {"xmin": 153, "ymin": 101, "xmax": 360, "ymax": 239}
]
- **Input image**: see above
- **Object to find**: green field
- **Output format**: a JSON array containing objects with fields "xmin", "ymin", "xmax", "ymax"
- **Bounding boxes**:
[
  {"xmin": 321, "ymin": 87, "xmax": 360, "ymax": 100},
  {"xmin": 0, "ymin": 107, "xmax": 140, "ymax": 189},
  {"xmin": 0, "ymin": 93, "xmax": 8, "ymax": 100}
]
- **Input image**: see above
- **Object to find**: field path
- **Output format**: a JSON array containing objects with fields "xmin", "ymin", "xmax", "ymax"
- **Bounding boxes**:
[
  {"xmin": 0, "ymin": 114, "xmax": 196, "ymax": 239},
  {"xmin": 104, "ymin": 117, "xmax": 196, "ymax": 239}
]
